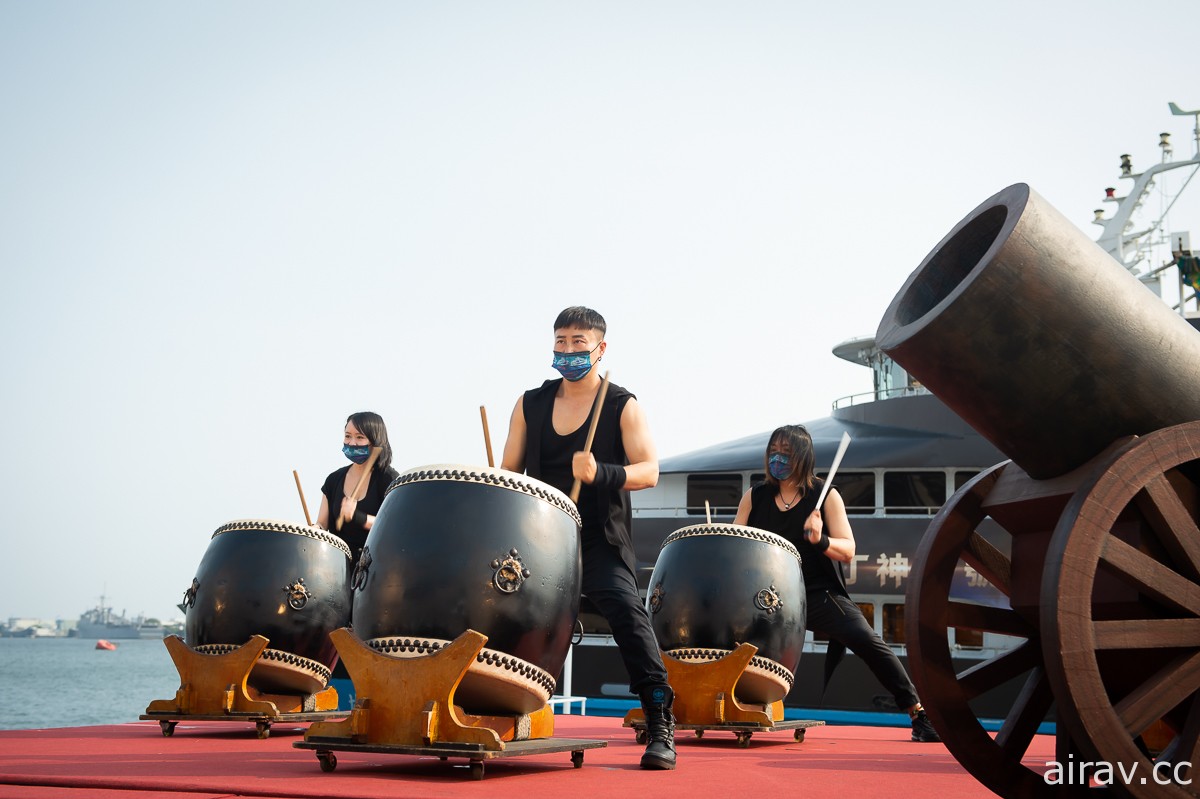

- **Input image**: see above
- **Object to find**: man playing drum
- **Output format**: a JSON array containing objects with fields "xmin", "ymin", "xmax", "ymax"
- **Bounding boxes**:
[{"xmin": 501, "ymin": 306, "xmax": 676, "ymax": 771}]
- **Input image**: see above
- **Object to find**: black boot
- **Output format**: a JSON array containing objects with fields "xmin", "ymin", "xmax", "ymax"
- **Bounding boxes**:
[{"xmin": 639, "ymin": 685, "xmax": 676, "ymax": 770}]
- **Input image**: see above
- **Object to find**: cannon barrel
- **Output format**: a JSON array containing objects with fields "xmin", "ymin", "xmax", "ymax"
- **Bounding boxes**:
[{"xmin": 875, "ymin": 182, "xmax": 1200, "ymax": 480}]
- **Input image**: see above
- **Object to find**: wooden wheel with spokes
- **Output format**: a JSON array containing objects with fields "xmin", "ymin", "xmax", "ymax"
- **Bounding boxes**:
[
  {"xmin": 1044, "ymin": 422, "xmax": 1200, "ymax": 799},
  {"xmin": 907, "ymin": 461, "xmax": 1063, "ymax": 798}
]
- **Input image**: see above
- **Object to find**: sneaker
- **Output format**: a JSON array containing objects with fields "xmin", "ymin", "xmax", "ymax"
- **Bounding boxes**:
[{"xmin": 911, "ymin": 709, "xmax": 941, "ymax": 743}]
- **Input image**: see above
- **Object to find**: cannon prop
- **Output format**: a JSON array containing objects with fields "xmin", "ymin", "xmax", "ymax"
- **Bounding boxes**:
[{"xmin": 877, "ymin": 183, "xmax": 1200, "ymax": 798}]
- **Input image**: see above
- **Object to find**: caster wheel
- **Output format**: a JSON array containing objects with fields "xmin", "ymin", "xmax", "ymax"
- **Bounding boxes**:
[
  {"xmin": 634, "ymin": 728, "xmax": 648, "ymax": 745},
  {"xmin": 736, "ymin": 732, "xmax": 751, "ymax": 748},
  {"xmin": 571, "ymin": 750, "xmax": 584, "ymax": 769},
  {"xmin": 255, "ymin": 721, "xmax": 270, "ymax": 739},
  {"xmin": 159, "ymin": 721, "xmax": 176, "ymax": 737},
  {"xmin": 794, "ymin": 729, "xmax": 806, "ymax": 742},
  {"xmin": 317, "ymin": 751, "xmax": 337, "ymax": 773},
  {"xmin": 470, "ymin": 761, "xmax": 485, "ymax": 780},
  {"xmin": 694, "ymin": 729, "xmax": 704, "ymax": 739}
]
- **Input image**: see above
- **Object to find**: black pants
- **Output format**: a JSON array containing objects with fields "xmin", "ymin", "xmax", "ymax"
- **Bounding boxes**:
[
  {"xmin": 807, "ymin": 590, "xmax": 920, "ymax": 710},
  {"xmin": 581, "ymin": 532, "xmax": 668, "ymax": 696}
]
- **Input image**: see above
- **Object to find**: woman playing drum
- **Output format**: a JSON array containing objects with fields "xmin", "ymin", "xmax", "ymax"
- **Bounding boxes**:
[
  {"xmin": 732, "ymin": 424, "xmax": 940, "ymax": 743},
  {"xmin": 318, "ymin": 411, "xmax": 399, "ymax": 562}
]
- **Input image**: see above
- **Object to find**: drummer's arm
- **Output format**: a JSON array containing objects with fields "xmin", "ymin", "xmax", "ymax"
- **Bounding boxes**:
[
  {"xmin": 806, "ymin": 489, "xmax": 855, "ymax": 563},
  {"xmin": 499, "ymin": 396, "xmax": 527, "ymax": 473},
  {"xmin": 618, "ymin": 398, "xmax": 658, "ymax": 491},
  {"xmin": 732, "ymin": 489, "xmax": 752, "ymax": 525},
  {"xmin": 316, "ymin": 495, "xmax": 330, "ymax": 530}
]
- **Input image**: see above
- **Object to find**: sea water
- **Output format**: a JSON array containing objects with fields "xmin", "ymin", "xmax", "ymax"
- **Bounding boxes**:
[{"xmin": 0, "ymin": 637, "xmax": 179, "ymax": 730}]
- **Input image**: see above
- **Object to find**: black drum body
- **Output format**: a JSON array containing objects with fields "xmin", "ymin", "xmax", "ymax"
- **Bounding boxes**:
[
  {"xmin": 352, "ymin": 465, "xmax": 582, "ymax": 715},
  {"xmin": 647, "ymin": 523, "xmax": 805, "ymax": 704},
  {"xmin": 183, "ymin": 519, "xmax": 353, "ymax": 695}
]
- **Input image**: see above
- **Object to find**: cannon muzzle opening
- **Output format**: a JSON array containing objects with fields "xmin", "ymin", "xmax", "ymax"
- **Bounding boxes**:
[{"xmin": 876, "ymin": 182, "xmax": 1200, "ymax": 480}]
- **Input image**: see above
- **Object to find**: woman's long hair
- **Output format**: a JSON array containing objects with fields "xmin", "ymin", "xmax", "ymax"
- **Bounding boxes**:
[
  {"xmin": 763, "ymin": 424, "xmax": 816, "ymax": 493},
  {"xmin": 347, "ymin": 411, "xmax": 393, "ymax": 473}
]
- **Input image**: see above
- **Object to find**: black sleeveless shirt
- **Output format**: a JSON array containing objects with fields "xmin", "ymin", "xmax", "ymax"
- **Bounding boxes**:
[
  {"xmin": 522, "ymin": 378, "xmax": 637, "ymax": 571},
  {"xmin": 746, "ymin": 479, "xmax": 847, "ymax": 596}
]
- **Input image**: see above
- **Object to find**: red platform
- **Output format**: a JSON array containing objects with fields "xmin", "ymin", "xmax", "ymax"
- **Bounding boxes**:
[{"xmin": 0, "ymin": 715, "xmax": 1052, "ymax": 798}]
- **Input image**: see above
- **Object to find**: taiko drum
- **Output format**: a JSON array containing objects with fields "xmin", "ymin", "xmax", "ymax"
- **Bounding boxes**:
[
  {"xmin": 183, "ymin": 519, "xmax": 353, "ymax": 695},
  {"xmin": 647, "ymin": 523, "xmax": 805, "ymax": 704},
  {"xmin": 350, "ymin": 465, "xmax": 582, "ymax": 715}
]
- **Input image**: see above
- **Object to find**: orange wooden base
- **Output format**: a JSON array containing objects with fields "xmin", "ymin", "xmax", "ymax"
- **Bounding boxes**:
[
  {"xmin": 623, "ymin": 642, "xmax": 784, "ymax": 729},
  {"xmin": 145, "ymin": 634, "xmax": 339, "ymax": 717},
  {"xmin": 304, "ymin": 628, "xmax": 554, "ymax": 752}
]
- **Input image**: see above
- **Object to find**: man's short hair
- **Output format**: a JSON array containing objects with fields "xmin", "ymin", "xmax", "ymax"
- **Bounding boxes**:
[{"xmin": 553, "ymin": 306, "xmax": 607, "ymax": 338}]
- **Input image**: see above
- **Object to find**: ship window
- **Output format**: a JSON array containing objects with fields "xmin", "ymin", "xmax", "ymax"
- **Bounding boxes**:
[
  {"xmin": 954, "ymin": 470, "xmax": 980, "ymax": 491},
  {"xmin": 954, "ymin": 627, "xmax": 983, "ymax": 649},
  {"xmin": 819, "ymin": 471, "xmax": 875, "ymax": 513},
  {"xmin": 685, "ymin": 474, "xmax": 742, "ymax": 516},
  {"xmin": 884, "ymin": 471, "xmax": 946, "ymax": 515},
  {"xmin": 882, "ymin": 603, "xmax": 905, "ymax": 644},
  {"xmin": 858, "ymin": 602, "xmax": 875, "ymax": 629}
]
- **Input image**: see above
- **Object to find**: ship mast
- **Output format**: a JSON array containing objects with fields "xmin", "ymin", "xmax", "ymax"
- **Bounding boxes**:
[{"xmin": 1092, "ymin": 102, "xmax": 1200, "ymax": 315}]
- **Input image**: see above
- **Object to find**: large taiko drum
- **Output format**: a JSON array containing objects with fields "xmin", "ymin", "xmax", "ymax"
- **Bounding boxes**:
[
  {"xmin": 647, "ymin": 523, "xmax": 805, "ymax": 704},
  {"xmin": 183, "ymin": 519, "xmax": 353, "ymax": 695},
  {"xmin": 351, "ymin": 465, "xmax": 582, "ymax": 715}
]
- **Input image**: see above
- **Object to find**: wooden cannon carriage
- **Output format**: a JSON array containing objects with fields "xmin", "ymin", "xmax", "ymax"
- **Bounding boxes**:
[{"xmin": 876, "ymin": 183, "xmax": 1200, "ymax": 798}]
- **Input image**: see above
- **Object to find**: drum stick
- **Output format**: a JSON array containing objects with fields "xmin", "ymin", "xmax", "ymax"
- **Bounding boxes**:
[
  {"xmin": 569, "ymin": 371, "xmax": 611, "ymax": 504},
  {"xmin": 480, "ymin": 405, "xmax": 495, "ymax": 467},
  {"xmin": 336, "ymin": 447, "xmax": 381, "ymax": 531},
  {"xmin": 705, "ymin": 500, "xmax": 712, "ymax": 525},
  {"xmin": 292, "ymin": 470, "xmax": 313, "ymax": 527},
  {"xmin": 814, "ymin": 432, "xmax": 852, "ymax": 510}
]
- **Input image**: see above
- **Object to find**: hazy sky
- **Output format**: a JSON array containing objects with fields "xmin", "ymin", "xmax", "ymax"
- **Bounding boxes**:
[{"xmin": 3, "ymin": 1, "xmax": 1199, "ymax": 622}]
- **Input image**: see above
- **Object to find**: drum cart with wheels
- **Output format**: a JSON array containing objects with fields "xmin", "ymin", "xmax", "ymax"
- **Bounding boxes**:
[
  {"xmin": 623, "ymin": 643, "xmax": 823, "ymax": 747},
  {"xmin": 292, "ymin": 627, "xmax": 606, "ymax": 779},
  {"xmin": 140, "ymin": 634, "xmax": 343, "ymax": 738}
]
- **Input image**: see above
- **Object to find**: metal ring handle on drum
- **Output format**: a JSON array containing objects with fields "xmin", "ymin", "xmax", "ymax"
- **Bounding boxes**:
[
  {"xmin": 754, "ymin": 584, "xmax": 783, "ymax": 615},
  {"xmin": 351, "ymin": 545, "xmax": 372, "ymax": 592},
  {"xmin": 283, "ymin": 578, "xmax": 310, "ymax": 610},
  {"xmin": 648, "ymin": 582, "xmax": 665, "ymax": 614},
  {"xmin": 491, "ymin": 549, "xmax": 531, "ymax": 594},
  {"xmin": 572, "ymin": 618, "xmax": 584, "ymax": 646},
  {"xmin": 182, "ymin": 578, "xmax": 199, "ymax": 610}
]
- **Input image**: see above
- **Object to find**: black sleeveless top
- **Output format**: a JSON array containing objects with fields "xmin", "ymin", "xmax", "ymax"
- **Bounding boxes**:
[
  {"xmin": 746, "ymin": 479, "xmax": 847, "ymax": 596},
  {"xmin": 522, "ymin": 378, "xmax": 636, "ymax": 571},
  {"xmin": 321, "ymin": 464, "xmax": 399, "ymax": 562}
]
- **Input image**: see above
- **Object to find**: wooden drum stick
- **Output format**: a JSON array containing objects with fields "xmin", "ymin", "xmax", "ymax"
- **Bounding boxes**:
[
  {"xmin": 569, "ymin": 371, "xmax": 611, "ymax": 504},
  {"xmin": 293, "ymin": 470, "xmax": 313, "ymax": 527},
  {"xmin": 480, "ymin": 405, "xmax": 495, "ymax": 467},
  {"xmin": 814, "ymin": 432, "xmax": 852, "ymax": 510},
  {"xmin": 336, "ymin": 447, "xmax": 381, "ymax": 531}
]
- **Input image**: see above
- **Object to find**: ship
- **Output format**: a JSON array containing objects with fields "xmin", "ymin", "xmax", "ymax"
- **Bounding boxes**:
[
  {"xmin": 564, "ymin": 102, "xmax": 1200, "ymax": 720},
  {"xmin": 72, "ymin": 595, "xmax": 166, "ymax": 640}
]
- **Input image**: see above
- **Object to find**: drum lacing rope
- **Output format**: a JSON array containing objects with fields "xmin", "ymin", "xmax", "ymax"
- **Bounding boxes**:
[
  {"xmin": 211, "ymin": 520, "xmax": 353, "ymax": 559},
  {"xmin": 661, "ymin": 524, "xmax": 802, "ymax": 563},
  {"xmin": 384, "ymin": 468, "xmax": 583, "ymax": 527},
  {"xmin": 192, "ymin": 644, "xmax": 332, "ymax": 681},
  {"xmin": 665, "ymin": 647, "xmax": 795, "ymax": 689},
  {"xmin": 365, "ymin": 636, "xmax": 557, "ymax": 696}
]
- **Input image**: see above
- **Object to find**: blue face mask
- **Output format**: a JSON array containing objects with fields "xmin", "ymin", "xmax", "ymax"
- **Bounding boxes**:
[
  {"xmin": 343, "ymin": 444, "xmax": 371, "ymax": 464},
  {"xmin": 768, "ymin": 453, "xmax": 791, "ymax": 480},
  {"xmin": 551, "ymin": 344, "xmax": 600, "ymax": 382}
]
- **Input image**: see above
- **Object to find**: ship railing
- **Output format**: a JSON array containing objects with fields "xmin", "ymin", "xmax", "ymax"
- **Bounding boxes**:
[
  {"xmin": 832, "ymin": 385, "xmax": 930, "ymax": 410},
  {"xmin": 633, "ymin": 504, "xmax": 941, "ymax": 518}
]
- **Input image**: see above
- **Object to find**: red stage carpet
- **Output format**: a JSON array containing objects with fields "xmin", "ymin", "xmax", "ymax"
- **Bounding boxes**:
[{"xmin": 0, "ymin": 714, "xmax": 1051, "ymax": 798}]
